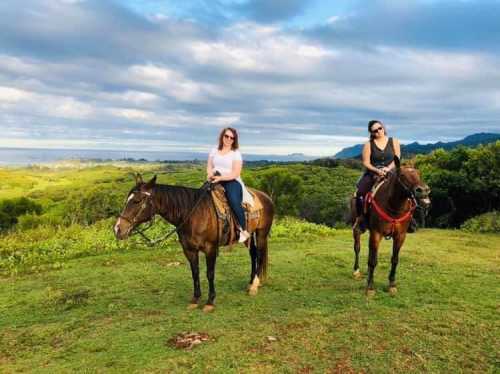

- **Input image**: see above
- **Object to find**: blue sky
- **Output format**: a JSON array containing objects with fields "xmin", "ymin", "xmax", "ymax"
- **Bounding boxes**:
[{"xmin": 0, "ymin": 0, "xmax": 499, "ymax": 156}]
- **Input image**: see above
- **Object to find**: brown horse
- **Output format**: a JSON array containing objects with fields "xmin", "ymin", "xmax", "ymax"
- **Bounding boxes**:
[
  {"xmin": 114, "ymin": 174, "xmax": 274, "ymax": 312},
  {"xmin": 351, "ymin": 156, "xmax": 431, "ymax": 296}
]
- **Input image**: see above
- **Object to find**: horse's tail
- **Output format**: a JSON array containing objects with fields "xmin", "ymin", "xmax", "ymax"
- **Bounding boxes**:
[
  {"xmin": 255, "ymin": 190, "xmax": 274, "ymax": 281},
  {"xmin": 257, "ymin": 232, "xmax": 269, "ymax": 280}
]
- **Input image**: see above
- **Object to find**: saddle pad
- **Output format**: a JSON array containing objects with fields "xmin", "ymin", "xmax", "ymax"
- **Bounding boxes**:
[{"xmin": 244, "ymin": 188, "xmax": 264, "ymax": 213}]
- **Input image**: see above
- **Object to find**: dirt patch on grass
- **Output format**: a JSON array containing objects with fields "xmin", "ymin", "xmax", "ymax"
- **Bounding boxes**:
[{"xmin": 168, "ymin": 332, "xmax": 211, "ymax": 350}]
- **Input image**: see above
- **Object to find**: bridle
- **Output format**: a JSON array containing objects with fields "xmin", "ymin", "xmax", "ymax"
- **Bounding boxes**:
[
  {"xmin": 119, "ymin": 191, "xmax": 154, "ymax": 227},
  {"xmin": 117, "ymin": 181, "xmax": 213, "ymax": 246},
  {"xmin": 394, "ymin": 171, "xmax": 430, "ymax": 211}
]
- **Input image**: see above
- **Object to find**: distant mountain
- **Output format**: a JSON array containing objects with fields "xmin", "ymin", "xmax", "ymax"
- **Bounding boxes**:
[
  {"xmin": 334, "ymin": 144, "xmax": 364, "ymax": 159},
  {"xmin": 334, "ymin": 132, "xmax": 500, "ymax": 159}
]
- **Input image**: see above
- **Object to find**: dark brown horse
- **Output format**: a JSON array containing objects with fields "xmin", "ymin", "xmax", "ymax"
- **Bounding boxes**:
[
  {"xmin": 114, "ymin": 175, "xmax": 274, "ymax": 312},
  {"xmin": 351, "ymin": 156, "xmax": 431, "ymax": 296}
]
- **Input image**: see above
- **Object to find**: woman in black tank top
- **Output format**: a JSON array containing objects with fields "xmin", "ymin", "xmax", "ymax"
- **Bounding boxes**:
[{"xmin": 355, "ymin": 120, "xmax": 401, "ymax": 220}]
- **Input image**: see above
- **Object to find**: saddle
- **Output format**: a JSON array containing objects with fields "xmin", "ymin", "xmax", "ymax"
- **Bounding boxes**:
[{"xmin": 210, "ymin": 184, "xmax": 264, "ymax": 247}]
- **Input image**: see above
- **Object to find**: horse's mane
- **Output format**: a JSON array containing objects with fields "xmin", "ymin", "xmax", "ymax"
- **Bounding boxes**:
[{"xmin": 150, "ymin": 184, "xmax": 211, "ymax": 223}]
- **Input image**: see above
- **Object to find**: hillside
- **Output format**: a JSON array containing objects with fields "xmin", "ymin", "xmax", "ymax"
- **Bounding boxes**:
[{"xmin": 334, "ymin": 132, "xmax": 500, "ymax": 159}]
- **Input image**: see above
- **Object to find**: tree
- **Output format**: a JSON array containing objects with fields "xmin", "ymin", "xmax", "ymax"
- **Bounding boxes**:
[{"xmin": 256, "ymin": 169, "xmax": 303, "ymax": 216}]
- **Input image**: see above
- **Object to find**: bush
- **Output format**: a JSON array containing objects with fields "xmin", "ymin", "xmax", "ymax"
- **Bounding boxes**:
[
  {"xmin": 461, "ymin": 211, "xmax": 500, "ymax": 233},
  {"xmin": 272, "ymin": 217, "xmax": 336, "ymax": 240},
  {"xmin": 0, "ymin": 197, "xmax": 42, "ymax": 231},
  {"xmin": 63, "ymin": 186, "xmax": 124, "ymax": 225}
]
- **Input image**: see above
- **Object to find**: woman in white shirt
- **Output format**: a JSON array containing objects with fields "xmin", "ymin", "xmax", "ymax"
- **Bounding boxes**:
[{"xmin": 207, "ymin": 127, "xmax": 250, "ymax": 243}]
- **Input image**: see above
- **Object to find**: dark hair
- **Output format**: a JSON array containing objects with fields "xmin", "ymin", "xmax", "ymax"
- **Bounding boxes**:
[
  {"xmin": 218, "ymin": 127, "xmax": 239, "ymax": 150},
  {"xmin": 368, "ymin": 120, "xmax": 386, "ymax": 140}
]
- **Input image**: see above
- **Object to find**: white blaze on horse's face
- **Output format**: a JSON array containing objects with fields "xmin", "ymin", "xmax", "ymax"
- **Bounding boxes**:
[
  {"xmin": 114, "ymin": 218, "xmax": 121, "ymax": 236},
  {"xmin": 127, "ymin": 193, "xmax": 135, "ymax": 203}
]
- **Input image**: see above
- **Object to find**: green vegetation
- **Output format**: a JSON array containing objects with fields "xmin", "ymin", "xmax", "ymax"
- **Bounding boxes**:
[
  {"xmin": 416, "ymin": 141, "xmax": 500, "ymax": 227},
  {"xmin": 1, "ymin": 227, "xmax": 498, "ymax": 372},
  {"xmin": 0, "ymin": 155, "xmax": 499, "ymax": 372},
  {"xmin": 461, "ymin": 211, "xmax": 500, "ymax": 233}
]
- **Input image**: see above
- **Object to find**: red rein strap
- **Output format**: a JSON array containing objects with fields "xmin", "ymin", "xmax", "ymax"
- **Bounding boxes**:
[{"xmin": 365, "ymin": 192, "xmax": 416, "ymax": 235}]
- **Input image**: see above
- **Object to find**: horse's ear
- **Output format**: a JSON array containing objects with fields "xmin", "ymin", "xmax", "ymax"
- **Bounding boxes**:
[
  {"xmin": 144, "ymin": 175, "xmax": 157, "ymax": 190},
  {"xmin": 134, "ymin": 173, "xmax": 144, "ymax": 185},
  {"xmin": 394, "ymin": 156, "xmax": 401, "ymax": 171}
]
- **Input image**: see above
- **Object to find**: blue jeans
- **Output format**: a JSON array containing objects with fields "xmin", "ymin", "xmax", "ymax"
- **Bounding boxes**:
[{"xmin": 221, "ymin": 180, "xmax": 246, "ymax": 230}]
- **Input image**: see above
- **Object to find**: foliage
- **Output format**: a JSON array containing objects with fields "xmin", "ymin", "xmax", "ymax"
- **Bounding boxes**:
[
  {"xmin": 461, "ymin": 211, "xmax": 500, "ymax": 233},
  {"xmin": 254, "ymin": 168, "xmax": 303, "ymax": 215},
  {"xmin": 0, "ymin": 197, "xmax": 42, "ymax": 231},
  {"xmin": 63, "ymin": 186, "xmax": 124, "ymax": 225},
  {"xmin": 272, "ymin": 217, "xmax": 336, "ymax": 239},
  {"xmin": 415, "ymin": 141, "xmax": 500, "ymax": 227}
]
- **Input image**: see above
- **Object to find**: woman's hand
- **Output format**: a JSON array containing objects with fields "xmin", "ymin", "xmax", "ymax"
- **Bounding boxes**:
[
  {"xmin": 211, "ymin": 176, "xmax": 222, "ymax": 184},
  {"xmin": 381, "ymin": 166, "xmax": 391, "ymax": 175}
]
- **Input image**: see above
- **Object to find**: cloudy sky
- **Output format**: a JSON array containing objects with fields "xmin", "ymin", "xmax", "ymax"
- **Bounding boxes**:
[{"xmin": 0, "ymin": 0, "xmax": 499, "ymax": 156}]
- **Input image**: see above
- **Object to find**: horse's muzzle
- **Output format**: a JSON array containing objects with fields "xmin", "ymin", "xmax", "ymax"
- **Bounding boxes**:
[
  {"xmin": 114, "ymin": 217, "xmax": 132, "ymax": 240},
  {"xmin": 414, "ymin": 185, "xmax": 431, "ymax": 210}
]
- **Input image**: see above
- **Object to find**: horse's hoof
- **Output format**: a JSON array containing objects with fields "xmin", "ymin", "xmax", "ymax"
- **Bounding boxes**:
[
  {"xmin": 202, "ymin": 304, "xmax": 215, "ymax": 313},
  {"xmin": 353, "ymin": 270, "xmax": 362, "ymax": 279},
  {"xmin": 248, "ymin": 287, "xmax": 258, "ymax": 296},
  {"xmin": 187, "ymin": 303, "xmax": 199, "ymax": 310},
  {"xmin": 388, "ymin": 286, "xmax": 398, "ymax": 296},
  {"xmin": 366, "ymin": 289, "xmax": 376, "ymax": 297}
]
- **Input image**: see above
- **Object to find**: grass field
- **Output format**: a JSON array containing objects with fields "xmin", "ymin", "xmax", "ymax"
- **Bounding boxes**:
[{"xmin": 1, "ymin": 228, "xmax": 498, "ymax": 373}]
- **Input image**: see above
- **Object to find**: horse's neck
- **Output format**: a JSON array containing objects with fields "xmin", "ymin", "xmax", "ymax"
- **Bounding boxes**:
[
  {"xmin": 153, "ymin": 185, "xmax": 200, "ymax": 226},
  {"xmin": 379, "ymin": 175, "xmax": 408, "ymax": 215}
]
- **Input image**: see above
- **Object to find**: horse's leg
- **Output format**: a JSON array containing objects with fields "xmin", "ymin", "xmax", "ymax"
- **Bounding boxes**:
[
  {"xmin": 248, "ymin": 234, "xmax": 261, "ymax": 296},
  {"xmin": 203, "ymin": 249, "xmax": 217, "ymax": 313},
  {"xmin": 184, "ymin": 248, "xmax": 201, "ymax": 309},
  {"xmin": 388, "ymin": 231, "xmax": 406, "ymax": 295},
  {"xmin": 366, "ymin": 231, "xmax": 382, "ymax": 296},
  {"xmin": 248, "ymin": 236, "xmax": 258, "ymax": 291},
  {"xmin": 353, "ymin": 227, "xmax": 362, "ymax": 279}
]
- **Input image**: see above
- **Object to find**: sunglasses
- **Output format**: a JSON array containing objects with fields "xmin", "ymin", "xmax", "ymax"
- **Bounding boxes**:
[
  {"xmin": 371, "ymin": 126, "xmax": 383, "ymax": 134},
  {"xmin": 223, "ymin": 134, "xmax": 235, "ymax": 140}
]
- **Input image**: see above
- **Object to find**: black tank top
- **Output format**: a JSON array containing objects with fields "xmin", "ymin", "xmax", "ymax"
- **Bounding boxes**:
[{"xmin": 370, "ymin": 137, "xmax": 394, "ymax": 168}]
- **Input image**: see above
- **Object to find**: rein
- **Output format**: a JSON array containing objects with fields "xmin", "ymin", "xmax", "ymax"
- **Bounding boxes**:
[
  {"xmin": 124, "ymin": 182, "xmax": 212, "ymax": 247},
  {"xmin": 365, "ymin": 172, "xmax": 417, "ymax": 237}
]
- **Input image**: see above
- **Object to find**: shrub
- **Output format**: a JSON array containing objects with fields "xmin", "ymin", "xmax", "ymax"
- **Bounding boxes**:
[
  {"xmin": 461, "ymin": 211, "xmax": 500, "ymax": 233},
  {"xmin": 272, "ymin": 217, "xmax": 336, "ymax": 240},
  {"xmin": 0, "ymin": 197, "xmax": 42, "ymax": 231}
]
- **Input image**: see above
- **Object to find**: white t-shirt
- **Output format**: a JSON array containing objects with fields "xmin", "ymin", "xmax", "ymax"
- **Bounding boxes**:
[
  {"xmin": 209, "ymin": 148, "xmax": 242, "ymax": 177},
  {"xmin": 208, "ymin": 147, "xmax": 254, "ymax": 206}
]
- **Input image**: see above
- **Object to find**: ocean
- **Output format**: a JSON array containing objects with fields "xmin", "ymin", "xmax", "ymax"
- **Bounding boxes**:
[
  {"xmin": 0, "ymin": 147, "xmax": 312, "ymax": 166},
  {"xmin": 0, "ymin": 148, "xmax": 209, "ymax": 166}
]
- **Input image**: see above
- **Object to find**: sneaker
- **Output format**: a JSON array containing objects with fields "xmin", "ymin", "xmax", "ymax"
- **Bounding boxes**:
[{"xmin": 238, "ymin": 230, "xmax": 250, "ymax": 243}]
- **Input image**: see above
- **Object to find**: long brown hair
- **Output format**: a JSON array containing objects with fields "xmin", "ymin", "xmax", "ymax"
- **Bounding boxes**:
[
  {"xmin": 368, "ymin": 120, "xmax": 387, "ymax": 140},
  {"xmin": 218, "ymin": 127, "xmax": 239, "ymax": 150}
]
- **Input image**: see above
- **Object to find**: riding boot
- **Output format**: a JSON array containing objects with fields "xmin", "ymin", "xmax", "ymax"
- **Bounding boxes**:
[
  {"xmin": 407, "ymin": 217, "xmax": 418, "ymax": 233},
  {"xmin": 355, "ymin": 196, "xmax": 367, "ymax": 232}
]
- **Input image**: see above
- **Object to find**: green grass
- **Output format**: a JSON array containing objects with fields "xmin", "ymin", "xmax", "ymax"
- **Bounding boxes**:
[{"xmin": 1, "ymin": 228, "xmax": 498, "ymax": 373}]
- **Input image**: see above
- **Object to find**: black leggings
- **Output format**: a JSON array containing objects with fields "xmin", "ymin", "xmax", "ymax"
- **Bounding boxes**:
[{"xmin": 356, "ymin": 172, "xmax": 376, "ymax": 197}]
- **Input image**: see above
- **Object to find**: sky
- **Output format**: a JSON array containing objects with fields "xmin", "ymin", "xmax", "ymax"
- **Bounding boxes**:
[{"xmin": 0, "ymin": 0, "xmax": 499, "ymax": 156}]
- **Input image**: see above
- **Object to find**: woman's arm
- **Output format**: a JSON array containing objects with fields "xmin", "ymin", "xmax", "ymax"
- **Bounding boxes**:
[
  {"xmin": 362, "ymin": 142, "xmax": 384, "ymax": 175},
  {"xmin": 207, "ymin": 154, "xmax": 214, "ymax": 180},
  {"xmin": 212, "ymin": 160, "xmax": 242, "ymax": 182}
]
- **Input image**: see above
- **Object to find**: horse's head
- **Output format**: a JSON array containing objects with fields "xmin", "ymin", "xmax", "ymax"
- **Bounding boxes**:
[
  {"xmin": 114, "ymin": 174, "xmax": 157, "ymax": 240},
  {"xmin": 394, "ymin": 156, "xmax": 431, "ymax": 210}
]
